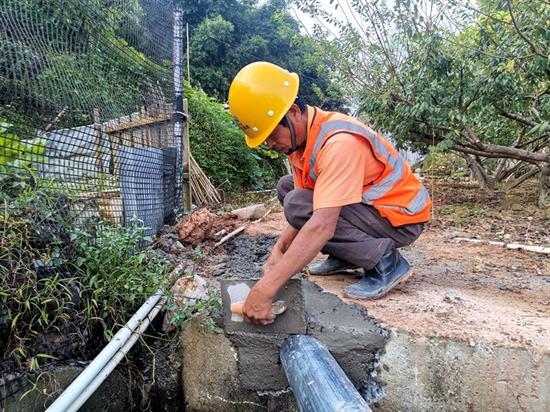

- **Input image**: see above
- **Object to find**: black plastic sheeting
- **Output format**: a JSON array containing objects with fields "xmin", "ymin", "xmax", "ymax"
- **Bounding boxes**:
[
  {"xmin": 280, "ymin": 335, "xmax": 371, "ymax": 412},
  {"xmin": 120, "ymin": 146, "xmax": 176, "ymax": 243}
]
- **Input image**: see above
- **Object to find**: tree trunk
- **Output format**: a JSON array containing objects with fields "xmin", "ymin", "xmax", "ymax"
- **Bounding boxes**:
[
  {"xmin": 463, "ymin": 154, "xmax": 493, "ymax": 190},
  {"xmin": 539, "ymin": 165, "xmax": 549, "ymax": 208}
]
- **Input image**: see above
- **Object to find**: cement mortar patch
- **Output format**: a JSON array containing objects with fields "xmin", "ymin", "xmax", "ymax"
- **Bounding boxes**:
[
  {"xmin": 222, "ymin": 279, "xmax": 387, "ymax": 392},
  {"xmin": 376, "ymin": 331, "xmax": 550, "ymax": 411},
  {"xmin": 221, "ymin": 279, "xmax": 306, "ymax": 335},
  {"xmin": 179, "ymin": 317, "xmax": 298, "ymax": 411},
  {"xmin": 302, "ymin": 281, "xmax": 387, "ymax": 387}
]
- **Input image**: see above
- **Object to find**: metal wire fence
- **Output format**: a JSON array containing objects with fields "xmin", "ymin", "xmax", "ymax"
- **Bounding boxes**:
[
  {"xmin": 0, "ymin": 0, "xmax": 185, "ymax": 404},
  {"xmin": 1, "ymin": 0, "xmax": 181, "ymax": 233}
]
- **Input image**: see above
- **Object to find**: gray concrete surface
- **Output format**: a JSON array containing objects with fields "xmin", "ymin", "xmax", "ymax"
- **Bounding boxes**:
[
  {"xmin": 375, "ymin": 331, "xmax": 550, "ymax": 411},
  {"xmin": 221, "ymin": 279, "xmax": 386, "ymax": 392}
]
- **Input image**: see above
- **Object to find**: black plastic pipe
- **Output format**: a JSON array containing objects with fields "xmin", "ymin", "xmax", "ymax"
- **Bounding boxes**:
[{"xmin": 280, "ymin": 335, "xmax": 371, "ymax": 412}]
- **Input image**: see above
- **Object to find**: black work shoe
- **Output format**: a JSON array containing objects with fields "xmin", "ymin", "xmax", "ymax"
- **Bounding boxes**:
[
  {"xmin": 344, "ymin": 248, "xmax": 412, "ymax": 299},
  {"xmin": 308, "ymin": 256, "xmax": 359, "ymax": 276}
]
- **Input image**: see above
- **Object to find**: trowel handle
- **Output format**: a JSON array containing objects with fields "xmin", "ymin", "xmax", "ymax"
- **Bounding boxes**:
[{"xmin": 231, "ymin": 300, "xmax": 287, "ymax": 316}]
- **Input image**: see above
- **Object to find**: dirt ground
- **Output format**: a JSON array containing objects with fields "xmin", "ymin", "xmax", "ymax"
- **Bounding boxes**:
[{"xmin": 173, "ymin": 180, "xmax": 550, "ymax": 355}]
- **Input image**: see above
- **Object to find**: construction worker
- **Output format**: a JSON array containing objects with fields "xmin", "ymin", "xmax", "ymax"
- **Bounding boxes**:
[{"xmin": 228, "ymin": 62, "xmax": 431, "ymax": 325}]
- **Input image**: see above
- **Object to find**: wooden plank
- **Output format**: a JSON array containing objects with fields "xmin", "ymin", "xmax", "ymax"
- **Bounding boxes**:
[
  {"xmin": 93, "ymin": 109, "xmax": 103, "ymax": 174},
  {"xmin": 79, "ymin": 189, "xmax": 120, "ymax": 199},
  {"xmin": 105, "ymin": 114, "xmax": 171, "ymax": 134}
]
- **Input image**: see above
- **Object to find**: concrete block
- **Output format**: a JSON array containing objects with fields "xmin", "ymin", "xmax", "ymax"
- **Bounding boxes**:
[
  {"xmin": 231, "ymin": 333, "xmax": 288, "ymax": 390},
  {"xmin": 221, "ymin": 279, "xmax": 306, "ymax": 335},
  {"xmin": 179, "ymin": 316, "xmax": 297, "ymax": 411},
  {"xmin": 221, "ymin": 279, "xmax": 387, "ymax": 393}
]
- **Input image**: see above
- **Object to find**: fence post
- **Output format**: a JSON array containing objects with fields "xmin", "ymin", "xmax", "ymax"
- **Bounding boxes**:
[
  {"xmin": 183, "ymin": 98, "xmax": 192, "ymax": 211},
  {"xmin": 172, "ymin": 4, "xmax": 190, "ymax": 211}
]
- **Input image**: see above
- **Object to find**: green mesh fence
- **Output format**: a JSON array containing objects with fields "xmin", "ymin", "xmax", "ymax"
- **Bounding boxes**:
[
  {"xmin": 0, "ymin": 0, "xmax": 182, "ymax": 403},
  {"xmin": 1, "ymin": 0, "xmax": 179, "ymax": 223}
]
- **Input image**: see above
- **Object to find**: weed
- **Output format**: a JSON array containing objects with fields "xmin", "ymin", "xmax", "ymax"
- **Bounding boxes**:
[
  {"xmin": 168, "ymin": 289, "xmax": 221, "ymax": 331},
  {"xmin": 0, "ymin": 170, "xmax": 170, "ymax": 371},
  {"xmin": 192, "ymin": 246, "xmax": 205, "ymax": 264}
]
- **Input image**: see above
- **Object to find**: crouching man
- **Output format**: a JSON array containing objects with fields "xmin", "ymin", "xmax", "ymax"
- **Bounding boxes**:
[{"xmin": 228, "ymin": 62, "xmax": 431, "ymax": 325}]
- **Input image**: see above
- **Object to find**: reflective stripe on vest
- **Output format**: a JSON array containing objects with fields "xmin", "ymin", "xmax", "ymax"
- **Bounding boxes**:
[{"xmin": 308, "ymin": 119, "xmax": 429, "ymax": 215}]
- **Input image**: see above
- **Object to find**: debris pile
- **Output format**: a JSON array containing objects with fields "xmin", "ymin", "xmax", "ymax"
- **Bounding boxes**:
[{"xmin": 175, "ymin": 208, "xmax": 239, "ymax": 246}]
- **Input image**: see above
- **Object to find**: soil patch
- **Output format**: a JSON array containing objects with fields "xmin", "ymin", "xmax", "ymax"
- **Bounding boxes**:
[{"xmin": 187, "ymin": 180, "xmax": 549, "ymax": 355}]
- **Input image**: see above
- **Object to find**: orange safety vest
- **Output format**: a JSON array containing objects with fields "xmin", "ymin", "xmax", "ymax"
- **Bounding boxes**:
[{"xmin": 290, "ymin": 107, "xmax": 431, "ymax": 227}]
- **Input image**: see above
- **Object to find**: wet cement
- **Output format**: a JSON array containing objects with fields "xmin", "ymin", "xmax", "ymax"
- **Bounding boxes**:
[
  {"xmin": 220, "ymin": 236, "xmax": 388, "ymax": 392},
  {"xmin": 217, "ymin": 235, "xmax": 277, "ymax": 279},
  {"xmin": 221, "ymin": 279, "xmax": 306, "ymax": 335}
]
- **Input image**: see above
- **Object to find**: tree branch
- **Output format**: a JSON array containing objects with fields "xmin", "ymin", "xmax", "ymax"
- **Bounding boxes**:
[
  {"xmin": 409, "ymin": 130, "xmax": 550, "ymax": 164},
  {"xmin": 505, "ymin": 0, "xmax": 547, "ymax": 59},
  {"xmin": 462, "ymin": 123, "xmax": 484, "ymax": 149},
  {"xmin": 496, "ymin": 106, "xmax": 539, "ymax": 127},
  {"xmin": 519, "ymin": 133, "xmax": 550, "ymax": 149},
  {"xmin": 507, "ymin": 166, "xmax": 540, "ymax": 190}
]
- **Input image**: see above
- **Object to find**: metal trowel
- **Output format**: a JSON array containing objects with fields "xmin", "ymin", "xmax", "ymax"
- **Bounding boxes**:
[
  {"xmin": 230, "ymin": 299, "xmax": 288, "ymax": 319},
  {"xmin": 220, "ymin": 279, "xmax": 306, "ymax": 334}
]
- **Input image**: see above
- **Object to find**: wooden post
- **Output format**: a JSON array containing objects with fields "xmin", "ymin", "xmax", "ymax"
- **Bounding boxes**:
[
  {"xmin": 183, "ymin": 98, "xmax": 192, "ymax": 211},
  {"xmin": 93, "ymin": 108, "xmax": 103, "ymax": 176}
]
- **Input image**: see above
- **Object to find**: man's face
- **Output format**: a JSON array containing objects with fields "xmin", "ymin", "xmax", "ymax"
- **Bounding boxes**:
[{"xmin": 265, "ymin": 123, "xmax": 291, "ymax": 154}]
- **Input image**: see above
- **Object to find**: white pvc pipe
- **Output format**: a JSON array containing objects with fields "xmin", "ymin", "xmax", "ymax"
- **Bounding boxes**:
[
  {"xmin": 453, "ymin": 237, "xmax": 550, "ymax": 255},
  {"xmin": 46, "ymin": 289, "xmax": 165, "ymax": 412},
  {"xmin": 66, "ymin": 298, "xmax": 166, "ymax": 412}
]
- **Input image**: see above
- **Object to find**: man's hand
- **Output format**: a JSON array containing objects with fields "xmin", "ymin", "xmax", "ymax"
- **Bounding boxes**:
[
  {"xmin": 242, "ymin": 286, "xmax": 276, "ymax": 325},
  {"xmin": 244, "ymin": 207, "xmax": 341, "ymax": 326}
]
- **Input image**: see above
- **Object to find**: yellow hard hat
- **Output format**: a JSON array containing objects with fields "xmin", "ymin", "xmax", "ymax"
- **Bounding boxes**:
[{"xmin": 228, "ymin": 61, "xmax": 299, "ymax": 148}]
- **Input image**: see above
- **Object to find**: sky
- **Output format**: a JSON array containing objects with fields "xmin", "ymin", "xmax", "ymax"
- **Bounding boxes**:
[{"xmin": 288, "ymin": 1, "xmax": 355, "ymax": 38}]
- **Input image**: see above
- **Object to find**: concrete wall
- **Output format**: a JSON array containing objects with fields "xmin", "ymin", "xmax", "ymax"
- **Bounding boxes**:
[
  {"xmin": 376, "ymin": 331, "xmax": 550, "ymax": 412},
  {"xmin": 180, "ymin": 285, "xmax": 550, "ymax": 411}
]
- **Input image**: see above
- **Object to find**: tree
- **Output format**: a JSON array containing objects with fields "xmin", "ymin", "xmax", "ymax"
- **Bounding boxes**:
[
  {"xmin": 181, "ymin": 0, "xmax": 348, "ymax": 112},
  {"xmin": 294, "ymin": 0, "xmax": 549, "ymax": 206}
]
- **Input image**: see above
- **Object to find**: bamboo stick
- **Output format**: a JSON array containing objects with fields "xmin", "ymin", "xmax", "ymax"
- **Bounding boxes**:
[
  {"xmin": 215, "ymin": 226, "xmax": 246, "ymax": 247},
  {"xmin": 189, "ymin": 153, "xmax": 221, "ymax": 205}
]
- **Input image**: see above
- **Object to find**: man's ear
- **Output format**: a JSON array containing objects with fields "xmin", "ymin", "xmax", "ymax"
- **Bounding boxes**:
[{"xmin": 287, "ymin": 103, "xmax": 302, "ymax": 121}]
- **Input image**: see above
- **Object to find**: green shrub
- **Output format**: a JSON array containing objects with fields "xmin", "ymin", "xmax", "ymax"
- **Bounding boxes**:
[
  {"xmin": 0, "ymin": 116, "xmax": 46, "ymax": 173},
  {"xmin": 0, "ymin": 171, "xmax": 169, "ymax": 369},
  {"xmin": 185, "ymin": 82, "xmax": 285, "ymax": 191}
]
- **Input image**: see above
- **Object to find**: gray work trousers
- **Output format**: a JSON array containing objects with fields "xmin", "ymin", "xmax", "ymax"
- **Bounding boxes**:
[{"xmin": 277, "ymin": 175, "xmax": 424, "ymax": 269}]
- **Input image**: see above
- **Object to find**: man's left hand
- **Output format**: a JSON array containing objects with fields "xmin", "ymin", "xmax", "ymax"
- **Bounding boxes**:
[{"xmin": 242, "ymin": 286, "xmax": 276, "ymax": 325}]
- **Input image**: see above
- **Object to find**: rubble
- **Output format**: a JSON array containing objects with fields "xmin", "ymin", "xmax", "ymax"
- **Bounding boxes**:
[{"xmin": 175, "ymin": 208, "xmax": 239, "ymax": 246}]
